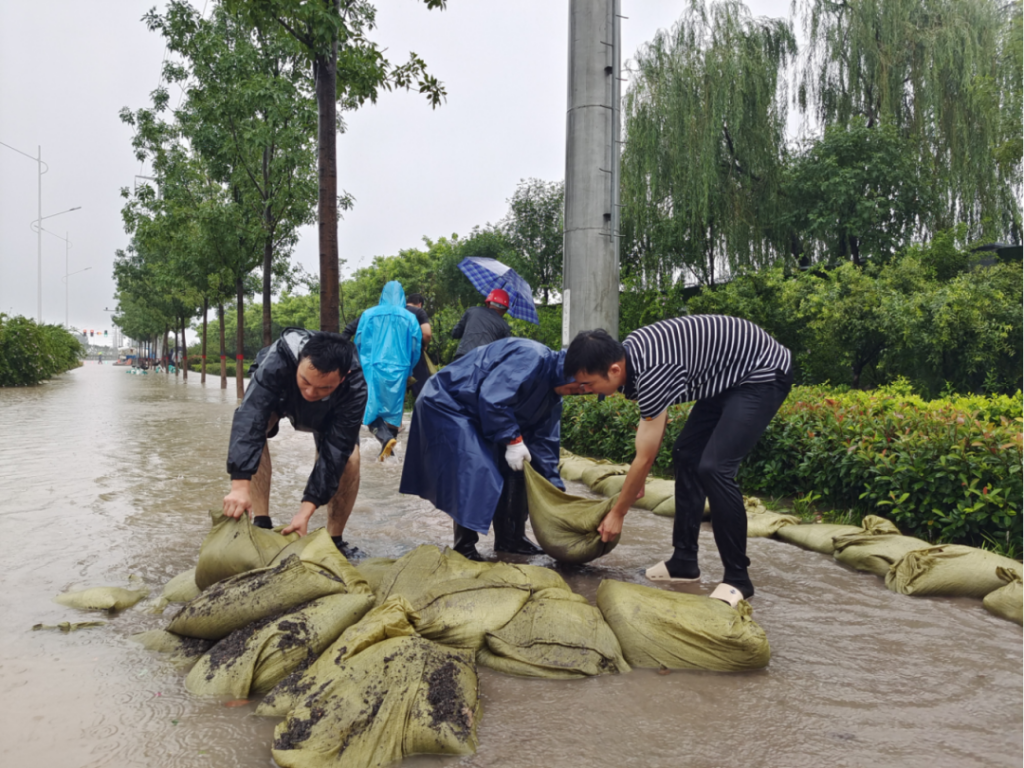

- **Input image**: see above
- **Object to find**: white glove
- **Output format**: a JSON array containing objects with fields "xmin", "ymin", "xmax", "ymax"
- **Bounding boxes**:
[{"xmin": 505, "ymin": 440, "xmax": 531, "ymax": 471}]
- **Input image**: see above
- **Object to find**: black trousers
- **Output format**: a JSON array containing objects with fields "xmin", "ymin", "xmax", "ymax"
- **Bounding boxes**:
[{"xmin": 671, "ymin": 368, "xmax": 793, "ymax": 583}]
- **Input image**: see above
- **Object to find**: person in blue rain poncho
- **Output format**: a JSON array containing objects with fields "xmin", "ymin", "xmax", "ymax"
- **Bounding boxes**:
[
  {"xmin": 399, "ymin": 337, "xmax": 583, "ymax": 560},
  {"xmin": 354, "ymin": 281, "xmax": 422, "ymax": 460}
]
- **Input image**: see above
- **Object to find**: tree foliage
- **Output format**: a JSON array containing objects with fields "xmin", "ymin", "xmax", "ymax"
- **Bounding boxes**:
[
  {"xmin": 796, "ymin": 0, "xmax": 1022, "ymax": 240},
  {"xmin": 500, "ymin": 178, "xmax": 564, "ymax": 304},
  {"xmin": 620, "ymin": 0, "xmax": 796, "ymax": 289}
]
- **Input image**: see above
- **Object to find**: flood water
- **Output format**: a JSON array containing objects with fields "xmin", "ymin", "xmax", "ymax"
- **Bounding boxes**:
[{"xmin": 0, "ymin": 363, "xmax": 1020, "ymax": 768}]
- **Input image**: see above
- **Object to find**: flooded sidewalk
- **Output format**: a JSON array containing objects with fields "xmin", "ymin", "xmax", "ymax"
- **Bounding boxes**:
[{"xmin": 0, "ymin": 363, "xmax": 1020, "ymax": 768}]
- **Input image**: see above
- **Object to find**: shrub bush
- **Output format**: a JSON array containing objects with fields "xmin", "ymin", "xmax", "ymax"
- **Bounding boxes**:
[
  {"xmin": 189, "ymin": 358, "xmax": 250, "ymax": 378},
  {"xmin": 0, "ymin": 314, "xmax": 83, "ymax": 386},
  {"xmin": 561, "ymin": 386, "xmax": 1023, "ymax": 550}
]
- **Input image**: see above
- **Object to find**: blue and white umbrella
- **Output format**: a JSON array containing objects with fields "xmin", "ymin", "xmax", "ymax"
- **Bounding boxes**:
[{"xmin": 456, "ymin": 257, "xmax": 540, "ymax": 325}]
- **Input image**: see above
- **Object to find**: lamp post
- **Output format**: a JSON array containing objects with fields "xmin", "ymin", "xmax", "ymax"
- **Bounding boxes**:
[
  {"xmin": 62, "ymin": 263, "xmax": 92, "ymax": 329},
  {"xmin": 31, "ymin": 207, "xmax": 82, "ymax": 322}
]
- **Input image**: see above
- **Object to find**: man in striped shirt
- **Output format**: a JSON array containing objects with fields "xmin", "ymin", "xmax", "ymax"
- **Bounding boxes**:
[{"xmin": 564, "ymin": 316, "xmax": 793, "ymax": 606}]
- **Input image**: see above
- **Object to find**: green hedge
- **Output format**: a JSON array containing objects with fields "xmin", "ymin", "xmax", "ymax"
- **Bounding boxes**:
[
  {"xmin": 0, "ymin": 314, "xmax": 83, "ymax": 386},
  {"xmin": 560, "ymin": 385, "xmax": 1023, "ymax": 550},
  {"xmin": 188, "ymin": 358, "xmax": 250, "ymax": 378}
]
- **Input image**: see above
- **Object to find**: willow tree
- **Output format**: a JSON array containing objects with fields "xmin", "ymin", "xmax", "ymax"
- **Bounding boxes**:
[
  {"xmin": 620, "ymin": 0, "xmax": 796, "ymax": 291},
  {"xmin": 797, "ymin": 0, "xmax": 1023, "ymax": 241}
]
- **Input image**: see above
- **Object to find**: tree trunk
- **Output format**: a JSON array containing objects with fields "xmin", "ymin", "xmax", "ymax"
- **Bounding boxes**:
[
  {"xmin": 314, "ymin": 15, "xmax": 340, "ymax": 333},
  {"xmin": 263, "ymin": 147, "xmax": 275, "ymax": 347},
  {"xmin": 180, "ymin": 315, "xmax": 188, "ymax": 380},
  {"xmin": 201, "ymin": 298, "xmax": 208, "ymax": 385},
  {"xmin": 236, "ymin": 277, "xmax": 245, "ymax": 399},
  {"xmin": 218, "ymin": 302, "xmax": 227, "ymax": 390}
]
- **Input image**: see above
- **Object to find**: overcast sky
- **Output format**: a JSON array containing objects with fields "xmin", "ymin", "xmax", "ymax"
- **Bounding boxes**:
[{"xmin": 0, "ymin": 0, "xmax": 790, "ymax": 345}]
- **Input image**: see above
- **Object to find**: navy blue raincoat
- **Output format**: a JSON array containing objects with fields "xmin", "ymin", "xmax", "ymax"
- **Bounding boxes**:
[
  {"xmin": 355, "ymin": 281, "xmax": 422, "ymax": 428},
  {"xmin": 399, "ymin": 338, "xmax": 569, "ymax": 534}
]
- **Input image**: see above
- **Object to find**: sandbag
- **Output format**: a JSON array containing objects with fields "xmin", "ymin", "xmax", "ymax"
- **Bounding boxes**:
[
  {"xmin": 354, "ymin": 557, "xmax": 398, "ymax": 598},
  {"xmin": 271, "ymin": 636, "xmax": 480, "ymax": 768},
  {"xmin": 593, "ymin": 474, "xmax": 627, "ymax": 497},
  {"xmin": 376, "ymin": 545, "xmax": 492, "ymax": 603},
  {"xmin": 33, "ymin": 621, "xmax": 106, "ymax": 632},
  {"xmin": 524, "ymin": 463, "xmax": 620, "ymax": 564},
  {"xmin": 651, "ymin": 496, "xmax": 677, "ymax": 518},
  {"xmin": 185, "ymin": 592, "xmax": 374, "ymax": 698},
  {"xmin": 885, "ymin": 545, "xmax": 1024, "ymax": 598},
  {"xmin": 745, "ymin": 498, "xmax": 800, "ymax": 538},
  {"xmin": 167, "ymin": 555, "xmax": 354, "ymax": 640},
  {"xmin": 580, "ymin": 463, "xmax": 629, "ymax": 489},
  {"xmin": 833, "ymin": 534, "xmax": 930, "ymax": 577},
  {"xmin": 631, "ymin": 478, "xmax": 675, "ymax": 512},
  {"xmin": 258, "ymin": 596, "xmax": 420, "ymax": 718},
  {"xmin": 775, "ymin": 522, "xmax": 864, "ymax": 554},
  {"xmin": 131, "ymin": 629, "xmax": 214, "ymax": 668},
  {"xmin": 983, "ymin": 567, "xmax": 1023, "ymax": 625},
  {"xmin": 194, "ymin": 509, "xmax": 298, "ymax": 590},
  {"xmin": 54, "ymin": 586, "xmax": 149, "ymax": 612},
  {"xmin": 270, "ymin": 528, "xmax": 371, "ymax": 593},
  {"xmin": 162, "ymin": 568, "xmax": 201, "ymax": 603},
  {"xmin": 477, "ymin": 591, "xmax": 630, "ymax": 679},
  {"xmin": 558, "ymin": 454, "xmax": 598, "ymax": 483},
  {"xmin": 596, "ymin": 580, "xmax": 770, "ymax": 672}
]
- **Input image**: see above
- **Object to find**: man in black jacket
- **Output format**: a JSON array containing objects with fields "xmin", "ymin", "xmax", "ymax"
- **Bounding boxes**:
[
  {"xmin": 223, "ymin": 328, "xmax": 367, "ymax": 558},
  {"xmin": 451, "ymin": 289, "xmax": 512, "ymax": 360}
]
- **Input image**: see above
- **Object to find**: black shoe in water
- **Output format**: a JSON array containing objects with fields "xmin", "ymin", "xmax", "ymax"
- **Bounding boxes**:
[
  {"xmin": 331, "ymin": 536, "xmax": 365, "ymax": 561},
  {"xmin": 252, "ymin": 516, "xmax": 274, "ymax": 529},
  {"xmin": 493, "ymin": 537, "xmax": 543, "ymax": 556}
]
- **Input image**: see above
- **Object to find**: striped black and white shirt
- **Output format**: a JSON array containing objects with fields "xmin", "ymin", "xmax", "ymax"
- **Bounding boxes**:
[{"xmin": 621, "ymin": 315, "xmax": 791, "ymax": 419}]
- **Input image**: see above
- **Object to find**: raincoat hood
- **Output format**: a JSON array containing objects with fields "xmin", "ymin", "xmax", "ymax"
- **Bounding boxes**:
[{"xmin": 379, "ymin": 281, "xmax": 406, "ymax": 307}]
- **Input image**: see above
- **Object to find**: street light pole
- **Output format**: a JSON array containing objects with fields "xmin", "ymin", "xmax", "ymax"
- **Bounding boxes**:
[{"xmin": 31, "ymin": 206, "xmax": 81, "ymax": 323}]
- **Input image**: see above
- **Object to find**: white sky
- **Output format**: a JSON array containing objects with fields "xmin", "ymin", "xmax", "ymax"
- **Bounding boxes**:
[{"xmin": 0, "ymin": 0, "xmax": 790, "ymax": 345}]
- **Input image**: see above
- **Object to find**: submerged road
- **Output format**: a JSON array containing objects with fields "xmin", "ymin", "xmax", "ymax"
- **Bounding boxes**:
[{"xmin": 0, "ymin": 362, "xmax": 1020, "ymax": 768}]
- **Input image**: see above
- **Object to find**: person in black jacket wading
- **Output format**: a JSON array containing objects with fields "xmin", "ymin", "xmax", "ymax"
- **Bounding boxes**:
[
  {"xmin": 223, "ymin": 328, "xmax": 368, "ymax": 559},
  {"xmin": 450, "ymin": 289, "xmax": 512, "ymax": 360}
]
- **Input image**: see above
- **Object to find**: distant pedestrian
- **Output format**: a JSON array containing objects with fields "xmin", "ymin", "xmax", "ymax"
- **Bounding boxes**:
[
  {"xmin": 450, "ymin": 289, "xmax": 512, "ymax": 360},
  {"xmin": 405, "ymin": 293, "xmax": 433, "ymax": 399}
]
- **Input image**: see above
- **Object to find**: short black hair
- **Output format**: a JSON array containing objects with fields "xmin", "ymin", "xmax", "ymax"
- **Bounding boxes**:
[
  {"xmin": 298, "ymin": 332, "xmax": 354, "ymax": 375},
  {"xmin": 564, "ymin": 329, "xmax": 624, "ymax": 377},
  {"xmin": 406, "ymin": 293, "xmax": 425, "ymax": 307}
]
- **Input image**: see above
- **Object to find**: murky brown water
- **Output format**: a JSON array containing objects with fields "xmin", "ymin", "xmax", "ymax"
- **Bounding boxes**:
[{"xmin": 1, "ymin": 363, "xmax": 1020, "ymax": 768}]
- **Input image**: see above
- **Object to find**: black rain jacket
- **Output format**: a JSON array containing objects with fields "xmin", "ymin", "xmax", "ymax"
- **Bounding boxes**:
[
  {"xmin": 226, "ymin": 328, "xmax": 367, "ymax": 507},
  {"xmin": 451, "ymin": 306, "xmax": 510, "ymax": 360}
]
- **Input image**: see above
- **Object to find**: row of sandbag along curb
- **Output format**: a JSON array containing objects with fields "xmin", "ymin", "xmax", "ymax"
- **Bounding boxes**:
[
  {"xmin": 52, "ymin": 508, "xmax": 771, "ymax": 768},
  {"xmin": 559, "ymin": 449, "xmax": 1023, "ymax": 626}
]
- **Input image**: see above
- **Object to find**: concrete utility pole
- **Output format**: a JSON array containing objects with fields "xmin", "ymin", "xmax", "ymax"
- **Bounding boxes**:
[{"xmin": 562, "ymin": 0, "xmax": 621, "ymax": 345}]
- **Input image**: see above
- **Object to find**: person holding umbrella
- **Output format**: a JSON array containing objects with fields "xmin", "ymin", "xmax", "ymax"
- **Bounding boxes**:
[{"xmin": 451, "ymin": 288, "xmax": 512, "ymax": 360}]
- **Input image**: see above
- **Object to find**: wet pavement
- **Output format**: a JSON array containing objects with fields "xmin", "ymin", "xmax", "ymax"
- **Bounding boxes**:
[{"xmin": 0, "ymin": 363, "xmax": 1020, "ymax": 768}]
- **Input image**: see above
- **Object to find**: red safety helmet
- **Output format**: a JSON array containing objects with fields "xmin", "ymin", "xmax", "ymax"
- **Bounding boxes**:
[{"xmin": 485, "ymin": 288, "xmax": 510, "ymax": 309}]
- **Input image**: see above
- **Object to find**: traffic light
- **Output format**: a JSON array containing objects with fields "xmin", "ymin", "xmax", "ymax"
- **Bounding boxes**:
[
  {"xmin": 104, "ymin": 330, "xmax": 108, "ymax": 336},
  {"xmin": 90, "ymin": 330, "xmax": 94, "ymax": 337}
]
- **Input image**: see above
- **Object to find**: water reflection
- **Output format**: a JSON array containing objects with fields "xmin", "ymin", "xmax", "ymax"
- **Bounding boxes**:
[{"xmin": 0, "ymin": 363, "xmax": 1020, "ymax": 768}]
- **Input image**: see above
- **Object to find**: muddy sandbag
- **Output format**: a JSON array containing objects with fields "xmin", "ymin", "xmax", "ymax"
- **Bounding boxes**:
[
  {"xmin": 354, "ymin": 557, "xmax": 398, "ymax": 598},
  {"xmin": 477, "ymin": 591, "xmax": 630, "ymax": 679},
  {"xmin": 54, "ymin": 586, "xmax": 149, "ymax": 612},
  {"xmin": 257, "ymin": 596, "xmax": 420, "ymax": 718},
  {"xmin": 983, "ymin": 567, "xmax": 1023, "ymax": 625},
  {"xmin": 167, "ymin": 555, "xmax": 353, "ymax": 640},
  {"xmin": 885, "ymin": 545, "xmax": 1024, "ymax": 598},
  {"xmin": 833, "ymin": 519, "xmax": 931, "ymax": 576},
  {"xmin": 525, "ymin": 463, "xmax": 620, "ymax": 564},
  {"xmin": 270, "ymin": 528, "xmax": 371, "ymax": 593},
  {"xmin": 746, "ymin": 499, "xmax": 800, "ymax": 538},
  {"xmin": 185, "ymin": 592, "xmax": 375, "ymax": 698},
  {"xmin": 131, "ymin": 629, "xmax": 214, "ymax": 667},
  {"xmin": 195, "ymin": 509, "xmax": 299, "ymax": 590},
  {"xmin": 376, "ymin": 545, "xmax": 492, "ymax": 602},
  {"xmin": 271, "ymin": 636, "xmax": 480, "ymax": 768},
  {"xmin": 596, "ymin": 580, "xmax": 770, "ymax": 672},
  {"xmin": 775, "ymin": 522, "xmax": 864, "ymax": 554}
]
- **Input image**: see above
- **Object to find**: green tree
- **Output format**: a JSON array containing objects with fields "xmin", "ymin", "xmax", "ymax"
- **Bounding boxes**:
[
  {"xmin": 147, "ymin": 1, "xmax": 319, "ymax": 347},
  {"xmin": 797, "ymin": 0, "xmax": 1022, "ymax": 241},
  {"xmin": 500, "ymin": 178, "xmax": 564, "ymax": 304},
  {"xmin": 784, "ymin": 120, "xmax": 930, "ymax": 266},
  {"xmin": 228, "ymin": 0, "xmax": 448, "ymax": 333},
  {"xmin": 620, "ymin": 0, "xmax": 796, "ymax": 289}
]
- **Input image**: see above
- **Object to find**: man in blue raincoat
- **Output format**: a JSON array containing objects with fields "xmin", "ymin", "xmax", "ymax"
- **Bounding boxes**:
[
  {"xmin": 355, "ymin": 281, "xmax": 422, "ymax": 460},
  {"xmin": 399, "ymin": 337, "xmax": 583, "ymax": 560}
]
